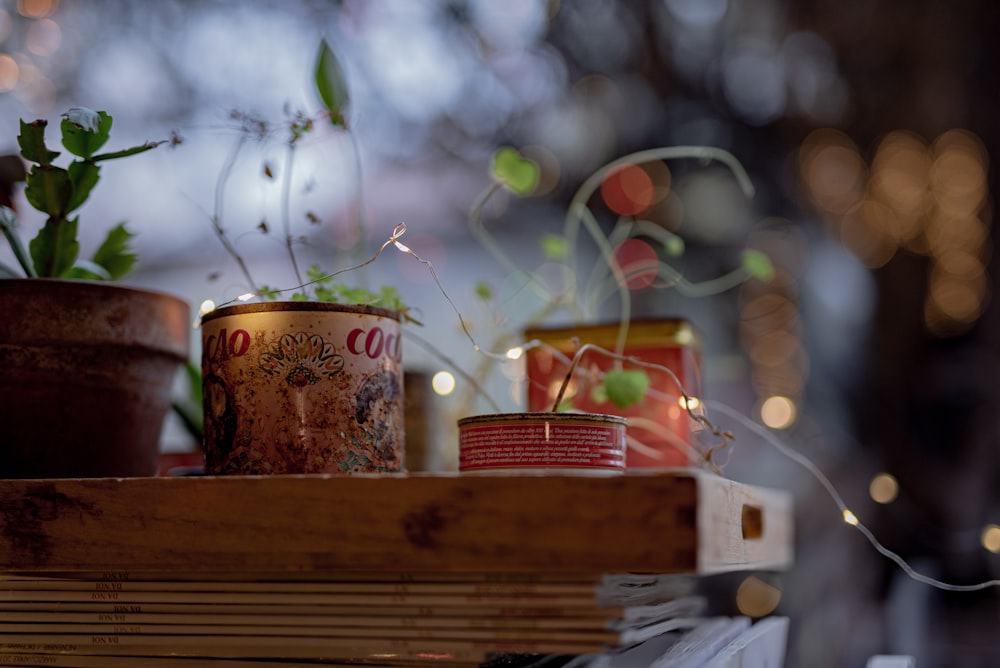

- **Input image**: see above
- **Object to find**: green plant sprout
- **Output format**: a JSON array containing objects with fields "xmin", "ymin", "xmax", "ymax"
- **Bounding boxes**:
[
  {"xmin": 469, "ymin": 145, "xmax": 774, "ymax": 410},
  {"xmin": 207, "ymin": 39, "xmax": 406, "ymax": 315},
  {"xmin": 0, "ymin": 108, "xmax": 167, "ymax": 279}
]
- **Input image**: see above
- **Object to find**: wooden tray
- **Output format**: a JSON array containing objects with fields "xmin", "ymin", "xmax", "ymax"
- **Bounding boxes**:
[{"xmin": 0, "ymin": 470, "xmax": 792, "ymax": 575}]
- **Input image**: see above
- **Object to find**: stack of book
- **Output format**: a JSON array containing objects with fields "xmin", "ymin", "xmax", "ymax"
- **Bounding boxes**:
[{"xmin": 0, "ymin": 571, "xmax": 785, "ymax": 667}]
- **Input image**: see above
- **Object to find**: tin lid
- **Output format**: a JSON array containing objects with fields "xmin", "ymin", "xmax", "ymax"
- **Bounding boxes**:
[
  {"xmin": 202, "ymin": 300, "xmax": 401, "ymax": 324},
  {"xmin": 524, "ymin": 318, "xmax": 700, "ymax": 350},
  {"xmin": 457, "ymin": 412, "xmax": 628, "ymax": 428}
]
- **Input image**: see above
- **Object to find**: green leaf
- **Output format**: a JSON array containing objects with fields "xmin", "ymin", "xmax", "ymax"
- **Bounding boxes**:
[
  {"xmin": 0, "ymin": 206, "xmax": 35, "ymax": 277},
  {"xmin": 377, "ymin": 285, "xmax": 405, "ymax": 311},
  {"xmin": 539, "ymin": 233, "xmax": 569, "ymax": 260},
  {"xmin": 474, "ymin": 280, "xmax": 494, "ymax": 301},
  {"xmin": 66, "ymin": 161, "xmax": 100, "ymax": 213},
  {"xmin": 62, "ymin": 260, "xmax": 112, "ymax": 280},
  {"xmin": 306, "ymin": 264, "xmax": 331, "ymax": 284},
  {"xmin": 314, "ymin": 38, "xmax": 350, "ymax": 128},
  {"xmin": 290, "ymin": 292, "xmax": 310, "ymax": 301},
  {"xmin": 741, "ymin": 249, "xmax": 775, "ymax": 282},
  {"xmin": 602, "ymin": 369, "xmax": 650, "ymax": 410},
  {"xmin": 257, "ymin": 285, "xmax": 280, "ymax": 301},
  {"xmin": 24, "ymin": 165, "xmax": 72, "ymax": 219},
  {"xmin": 491, "ymin": 147, "xmax": 539, "ymax": 196},
  {"xmin": 91, "ymin": 222, "xmax": 137, "ymax": 280},
  {"xmin": 17, "ymin": 119, "xmax": 59, "ymax": 166},
  {"xmin": 29, "ymin": 216, "xmax": 80, "ymax": 277},
  {"xmin": 61, "ymin": 109, "xmax": 112, "ymax": 159}
]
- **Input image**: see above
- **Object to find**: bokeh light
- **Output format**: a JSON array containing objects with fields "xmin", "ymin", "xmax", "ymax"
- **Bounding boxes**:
[
  {"xmin": 869, "ymin": 473, "xmax": 899, "ymax": 505},
  {"xmin": 18, "ymin": 0, "xmax": 57, "ymax": 19},
  {"xmin": 799, "ymin": 129, "xmax": 865, "ymax": 216},
  {"xmin": 801, "ymin": 125, "xmax": 991, "ymax": 338},
  {"xmin": 735, "ymin": 575, "xmax": 782, "ymax": 618},
  {"xmin": 431, "ymin": 371, "xmax": 456, "ymax": 396},
  {"xmin": 25, "ymin": 17, "xmax": 60, "ymax": 56},
  {"xmin": 760, "ymin": 395, "xmax": 796, "ymax": 429},
  {"xmin": 612, "ymin": 238, "xmax": 658, "ymax": 289},
  {"xmin": 981, "ymin": 525, "xmax": 1000, "ymax": 554},
  {"xmin": 601, "ymin": 163, "xmax": 654, "ymax": 216},
  {"xmin": 0, "ymin": 54, "xmax": 19, "ymax": 91}
]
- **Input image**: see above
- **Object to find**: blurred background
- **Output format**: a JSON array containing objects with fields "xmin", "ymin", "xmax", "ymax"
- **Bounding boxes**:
[{"xmin": 1, "ymin": 0, "xmax": 998, "ymax": 665}]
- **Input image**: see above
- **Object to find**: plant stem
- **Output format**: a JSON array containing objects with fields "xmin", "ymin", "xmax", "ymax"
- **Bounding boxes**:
[
  {"xmin": 576, "ymin": 203, "xmax": 631, "ymax": 365},
  {"xmin": 212, "ymin": 135, "xmax": 259, "ymax": 291},
  {"xmin": 347, "ymin": 130, "xmax": 369, "ymax": 265},
  {"xmin": 281, "ymin": 141, "xmax": 304, "ymax": 286},
  {"xmin": 562, "ymin": 147, "xmax": 754, "ymax": 367},
  {"xmin": 468, "ymin": 182, "xmax": 558, "ymax": 304}
]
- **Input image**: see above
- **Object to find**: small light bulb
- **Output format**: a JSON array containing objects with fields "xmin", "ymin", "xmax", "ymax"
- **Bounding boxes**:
[
  {"xmin": 198, "ymin": 299, "xmax": 216, "ymax": 316},
  {"xmin": 237, "ymin": 292, "xmax": 255, "ymax": 302},
  {"xmin": 842, "ymin": 509, "xmax": 859, "ymax": 526},
  {"xmin": 679, "ymin": 396, "xmax": 700, "ymax": 410},
  {"xmin": 505, "ymin": 347, "xmax": 524, "ymax": 360}
]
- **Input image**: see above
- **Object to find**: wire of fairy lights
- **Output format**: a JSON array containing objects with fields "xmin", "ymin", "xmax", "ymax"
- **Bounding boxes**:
[{"xmin": 707, "ymin": 400, "xmax": 1000, "ymax": 593}]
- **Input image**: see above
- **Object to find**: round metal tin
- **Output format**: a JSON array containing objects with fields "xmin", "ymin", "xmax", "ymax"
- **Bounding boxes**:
[
  {"xmin": 457, "ymin": 412, "xmax": 627, "ymax": 475},
  {"xmin": 201, "ymin": 302, "xmax": 404, "ymax": 475}
]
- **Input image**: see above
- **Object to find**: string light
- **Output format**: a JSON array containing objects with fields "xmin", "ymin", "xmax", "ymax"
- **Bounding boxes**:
[
  {"xmin": 197, "ymin": 218, "xmax": 1000, "ymax": 592},
  {"xmin": 505, "ymin": 346, "xmax": 524, "ymax": 360},
  {"xmin": 679, "ymin": 396, "xmax": 701, "ymax": 411},
  {"xmin": 707, "ymin": 400, "xmax": 1000, "ymax": 592}
]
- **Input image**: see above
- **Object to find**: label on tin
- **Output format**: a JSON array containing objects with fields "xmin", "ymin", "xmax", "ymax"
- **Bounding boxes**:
[{"xmin": 459, "ymin": 423, "xmax": 625, "ymax": 471}]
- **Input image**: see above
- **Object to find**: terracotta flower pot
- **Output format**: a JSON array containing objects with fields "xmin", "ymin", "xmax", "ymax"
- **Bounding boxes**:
[
  {"xmin": 0, "ymin": 279, "xmax": 191, "ymax": 478},
  {"xmin": 200, "ymin": 302, "xmax": 405, "ymax": 475}
]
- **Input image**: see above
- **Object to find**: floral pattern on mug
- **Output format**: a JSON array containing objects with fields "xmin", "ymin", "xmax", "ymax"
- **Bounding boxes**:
[{"xmin": 258, "ymin": 332, "xmax": 345, "ymax": 387}]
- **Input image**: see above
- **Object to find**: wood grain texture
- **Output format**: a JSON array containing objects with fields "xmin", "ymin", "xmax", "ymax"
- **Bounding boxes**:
[{"xmin": 0, "ymin": 471, "xmax": 792, "ymax": 575}]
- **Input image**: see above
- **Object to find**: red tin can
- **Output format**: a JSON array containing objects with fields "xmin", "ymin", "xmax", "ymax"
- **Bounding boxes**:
[
  {"xmin": 523, "ymin": 319, "xmax": 701, "ymax": 468},
  {"xmin": 458, "ymin": 412, "xmax": 627, "ymax": 475}
]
